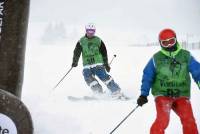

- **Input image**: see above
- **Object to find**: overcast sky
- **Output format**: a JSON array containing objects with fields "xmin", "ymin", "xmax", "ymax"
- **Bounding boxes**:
[{"xmin": 29, "ymin": 0, "xmax": 200, "ymax": 44}]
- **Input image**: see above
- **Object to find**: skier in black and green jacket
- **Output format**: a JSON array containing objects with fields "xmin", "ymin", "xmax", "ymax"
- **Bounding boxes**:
[{"xmin": 71, "ymin": 23, "xmax": 123, "ymax": 98}]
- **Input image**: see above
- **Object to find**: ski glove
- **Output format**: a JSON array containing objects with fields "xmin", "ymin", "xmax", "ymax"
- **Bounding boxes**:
[
  {"xmin": 137, "ymin": 95, "xmax": 148, "ymax": 106},
  {"xmin": 71, "ymin": 62, "xmax": 78, "ymax": 67},
  {"xmin": 104, "ymin": 64, "xmax": 111, "ymax": 72}
]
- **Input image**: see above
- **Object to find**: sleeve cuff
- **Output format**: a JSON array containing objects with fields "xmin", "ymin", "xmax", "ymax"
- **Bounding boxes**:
[{"xmin": 141, "ymin": 90, "xmax": 149, "ymax": 96}]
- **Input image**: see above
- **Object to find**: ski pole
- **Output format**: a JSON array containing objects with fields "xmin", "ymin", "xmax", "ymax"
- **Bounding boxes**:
[
  {"xmin": 109, "ymin": 54, "xmax": 117, "ymax": 65},
  {"xmin": 109, "ymin": 105, "xmax": 139, "ymax": 134},
  {"xmin": 52, "ymin": 67, "xmax": 73, "ymax": 90}
]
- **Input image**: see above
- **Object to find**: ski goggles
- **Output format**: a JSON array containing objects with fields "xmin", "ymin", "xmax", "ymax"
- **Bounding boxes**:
[
  {"xmin": 160, "ymin": 37, "xmax": 176, "ymax": 48},
  {"xmin": 86, "ymin": 29, "xmax": 95, "ymax": 34}
]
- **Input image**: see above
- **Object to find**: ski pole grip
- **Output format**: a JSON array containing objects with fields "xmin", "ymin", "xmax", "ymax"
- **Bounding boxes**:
[{"xmin": 0, "ymin": 0, "xmax": 30, "ymax": 98}]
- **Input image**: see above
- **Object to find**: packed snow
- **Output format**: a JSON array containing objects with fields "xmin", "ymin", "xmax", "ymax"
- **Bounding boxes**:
[{"xmin": 22, "ymin": 42, "xmax": 200, "ymax": 134}]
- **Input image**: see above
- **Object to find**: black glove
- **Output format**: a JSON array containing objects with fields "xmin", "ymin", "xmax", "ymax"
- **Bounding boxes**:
[
  {"xmin": 137, "ymin": 95, "xmax": 148, "ymax": 106},
  {"xmin": 71, "ymin": 62, "xmax": 78, "ymax": 67},
  {"xmin": 104, "ymin": 64, "xmax": 111, "ymax": 72}
]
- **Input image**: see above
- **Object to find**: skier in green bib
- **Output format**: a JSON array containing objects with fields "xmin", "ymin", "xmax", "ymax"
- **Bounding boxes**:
[
  {"xmin": 137, "ymin": 28, "xmax": 199, "ymax": 134},
  {"xmin": 71, "ymin": 23, "xmax": 124, "ymax": 98}
]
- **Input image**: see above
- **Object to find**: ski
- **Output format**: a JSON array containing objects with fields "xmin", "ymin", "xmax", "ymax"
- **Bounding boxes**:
[
  {"xmin": 67, "ymin": 94, "xmax": 132, "ymax": 101},
  {"xmin": 67, "ymin": 96, "xmax": 98, "ymax": 101}
]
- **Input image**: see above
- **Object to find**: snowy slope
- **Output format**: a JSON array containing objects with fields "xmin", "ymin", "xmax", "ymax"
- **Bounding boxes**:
[{"xmin": 22, "ymin": 43, "xmax": 200, "ymax": 134}]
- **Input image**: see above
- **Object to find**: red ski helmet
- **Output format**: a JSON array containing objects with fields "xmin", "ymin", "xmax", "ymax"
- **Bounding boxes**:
[{"xmin": 159, "ymin": 28, "xmax": 177, "ymax": 48}]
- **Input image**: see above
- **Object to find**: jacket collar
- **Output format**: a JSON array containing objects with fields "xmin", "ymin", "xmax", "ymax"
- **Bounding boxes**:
[{"xmin": 160, "ymin": 43, "xmax": 182, "ymax": 58}]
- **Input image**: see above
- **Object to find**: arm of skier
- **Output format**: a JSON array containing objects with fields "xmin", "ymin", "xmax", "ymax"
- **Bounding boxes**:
[
  {"xmin": 188, "ymin": 55, "xmax": 200, "ymax": 89},
  {"xmin": 137, "ymin": 58, "xmax": 156, "ymax": 106},
  {"xmin": 72, "ymin": 42, "xmax": 82, "ymax": 67},
  {"xmin": 99, "ymin": 40, "xmax": 110, "ymax": 72}
]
